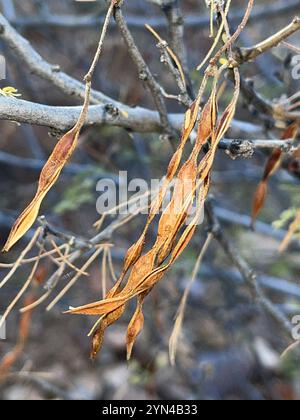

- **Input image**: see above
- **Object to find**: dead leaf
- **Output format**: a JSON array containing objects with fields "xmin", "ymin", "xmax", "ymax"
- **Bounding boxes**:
[
  {"xmin": 126, "ymin": 291, "xmax": 149, "ymax": 360},
  {"xmin": 251, "ymin": 124, "xmax": 299, "ymax": 226},
  {"xmin": 3, "ymin": 127, "xmax": 80, "ymax": 252},
  {"xmin": 91, "ymin": 304, "xmax": 125, "ymax": 360}
]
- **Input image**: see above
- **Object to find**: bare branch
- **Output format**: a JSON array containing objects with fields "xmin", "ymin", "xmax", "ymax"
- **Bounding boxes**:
[
  {"xmin": 238, "ymin": 16, "xmax": 300, "ymax": 63},
  {"xmin": 0, "ymin": 13, "xmax": 111, "ymax": 105},
  {"xmin": 6, "ymin": 0, "xmax": 299, "ymax": 30},
  {"xmin": 0, "ymin": 96, "xmax": 262, "ymax": 137},
  {"xmin": 220, "ymin": 138, "xmax": 299, "ymax": 159},
  {"xmin": 114, "ymin": 6, "xmax": 176, "ymax": 144},
  {"xmin": 206, "ymin": 201, "xmax": 293, "ymax": 337}
]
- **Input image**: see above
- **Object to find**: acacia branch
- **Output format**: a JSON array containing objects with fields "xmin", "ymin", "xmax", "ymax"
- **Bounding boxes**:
[
  {"xmin": 114, "ymin": 6, "xmax": 176, "ymax": 143},
  {"xmin": 154, "ymin": 0, "xmax": 193, "ymax": 97},
  {"xmin": 238, "ymin": 16, "xmax": 300, "ymax": 63},
  {"xmin": 6, "ymin": 0, "xmax": 299, "ymax": 30},
  {"xmin": 0, "ymin": 96, "xmax": 261, "ymax": 136},
  {"xmin": 0, "ymin": 13, "xmax": 112, "ymax": 105},
  {"xmin": 219, "ymin": 138, "xmax": 299, "ymax": 158},
  {"xmin": 0, "ymin": 96, "xmax": 176, "ymax": 132}
]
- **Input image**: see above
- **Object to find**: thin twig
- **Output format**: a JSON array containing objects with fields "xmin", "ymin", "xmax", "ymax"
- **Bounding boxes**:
[
  {"xmin": 169, "ymin": 233, "xmax": 213, "ymax": 365},
  {"xmin": 46, "ymin": 247, "xmax": 104, "ymax": 311},
  {"xmin": 114, "ymin": 6, "xmax": 177, "ymax": 147},
  {"xmin": 20, "ymin": 245, "xmax": 71, "ymax": 313},
  {"xmin": 211, "ymin": 0, "xmax": 255, "ymax": 67},
  {"xmin": 0, "ymin": 238, "xmax": 44, "ymax": 330},
  {"xmin": 238, "ymin": 17, "xmax": 300, "ymax": 63},
  {"xmin": 206, "ymin": 201, "xmax": 293, "ymax": 337},
  {"xmin": 0, "ymin": 228, "xmax": 42, "ymax": 289}
]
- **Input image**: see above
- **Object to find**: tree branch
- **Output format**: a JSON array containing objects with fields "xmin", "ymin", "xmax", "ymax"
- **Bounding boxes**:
[
  {"xmin": 114, "ymin": 6, "xmax": 176, "ymax": 144},
  {"xmin": 206, "ymin": 201, "xmax": 293, "ymax": 337},
  {"xmin": 5, "ymin": 0, "xmax": 299, "ymax": 30},
  {"xmin": 219, "ymin": 138, "xmax": 299, "ymax": 159},
  {"xmin": 0, "ymin": 96, "xmax": 262, "ymax": 136},
  {"xmin": 0, "ymin": 97, "xmax": 167, "ymax": 132},
  {"xmin": 238, "ymin": 16, "xmax": 300, "ymax": 64},
  {"xmin": 0, "ymin": 13, "xmax": 111, "ymax": 105}
]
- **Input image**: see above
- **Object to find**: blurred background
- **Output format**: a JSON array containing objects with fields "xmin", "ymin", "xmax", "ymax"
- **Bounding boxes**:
[{"xmin": 0, "ymin": 0, "xmax": 300, "ymax": 400}]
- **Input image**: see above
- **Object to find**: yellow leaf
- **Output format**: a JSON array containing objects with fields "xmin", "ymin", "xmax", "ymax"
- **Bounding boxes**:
[
  {"xmin": 121, "ymin": 110, "xmax": 129, "ymax": 118},
  {"xmin": 219, "ymin": 58, "xmax": 228, "ymax": 66}
]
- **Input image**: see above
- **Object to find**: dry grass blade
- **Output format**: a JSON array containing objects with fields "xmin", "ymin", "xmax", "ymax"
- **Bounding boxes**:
[
  {"xmin": 101, "ymin": 247, "xmax": 109, "ymax": 298},
  {"xmin": 282, "ymin": 41, "xmax": 300, "ymax": 54},
  {"xmin": 0, "ymin": 294, "xmax": 36, "ymax": 378},
  {"xmin": 0, "ymin": 244, "xmax": 66, "ymax": 269},
  {"xmin": 50, "ymin": 239, "xmax": 89, "ymax": 276},
  {"xmin": 0, "ymin": 239, "xmax": 44, "ymax": 331},
  {"xmin": 169, "ymin": 233, "xmax": 213, "ymax": 366},
  {"xmin": 210, "ymin": 0, "xmax": 255, "ymax": 67},
  {"xmin": 94, "ymin": 190, "xmax": 152, "ymax": 230},
  {"xmin": 47, "ymin": 247, "xmax": 103, "ymax": 311},
  {"xmin": 281, "ymin": 340, "xmax": 300, "ymax": 359},
  {"xmin": 279, "ymin": 210, "xmax": 300, "ymax": 253},
  {"xmin": 46, "ymin": 246, "xmax": 104, "ymax": 311},
  {"xmin": 19, "ymin": 244, "xmax": 71, "ymax": 313},
  {"xmin": 197, "ymin": 0, "xmax": 232, "ymax": 71},
  {"xmin": 107, "ymin": 248, "xmax": 118, "ymax": 283}
]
